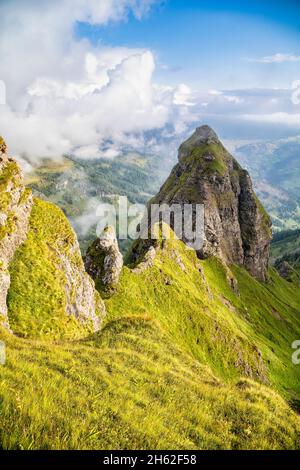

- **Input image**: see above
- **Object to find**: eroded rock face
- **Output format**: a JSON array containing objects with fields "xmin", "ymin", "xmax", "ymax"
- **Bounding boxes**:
[
  {"xmin": 0, "ymin": 143, "xmax": 33, "ymax": 328},
  {"xmin": 85, "ymin": 226, "xmax": 123, "ymax": 295},
  {"xmin": 150, "ymin": 125, "xmax": 272, "ymax": 281},
  {"xmin": 54, "ymin": 231, "xmax": 106, "ymax": 332}
]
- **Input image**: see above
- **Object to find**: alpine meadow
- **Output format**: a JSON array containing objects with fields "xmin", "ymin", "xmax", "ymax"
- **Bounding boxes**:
[{"xmin": 1, "ymin": 0, "xmax": 300, "ymax": 456}]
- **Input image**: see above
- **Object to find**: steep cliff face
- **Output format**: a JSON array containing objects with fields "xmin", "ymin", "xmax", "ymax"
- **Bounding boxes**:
[
  {"xmin": 0, "ymin": 144, "xmax": 33, "ymax": 328},
  {"xmin": 0, "ymin": 138, "xmax": 105, "ymax": 337},
  {"xmin": 149, "ymin": 125, "xmax": 272, "ymax": 281}
]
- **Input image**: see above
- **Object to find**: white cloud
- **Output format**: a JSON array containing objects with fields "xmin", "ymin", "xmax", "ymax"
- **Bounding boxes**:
[
  {"xmin": 209, "ymin": 89, "xmax": 223, "ymax": 96},
  {"xmin": 2, "ymin": 1, "xmax": 298, "ymax": 161},
  {"xmin": 244, "ymin": 53, "xmax": 300, "ymax": 64},
  {"xmin": 240, "ymin": 112, "xmax": 300, "ymax": 127},
  {"xmin": 187, "ymin": 85, "xmax": 300, "ymax": 140},
  {"xmin": 0, "ymin": 0, "xmax": 197, "ymax": 162},
  {"xmin": 173, "ymin": 84, "xmax": 195, "ymax": 106},
  {"xmin": 223, "ymin": 95, "xmax": 243, "ymax": 104}
]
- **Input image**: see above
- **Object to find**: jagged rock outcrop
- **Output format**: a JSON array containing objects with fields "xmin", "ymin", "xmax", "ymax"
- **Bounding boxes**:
[
  {"xmin": 85, "ymin": 226, "xmax": 123, "ymax": 295},
  {"xmin": 0, "ymin": 139, "xmax": 33, "ymax": 328},
  {"xmin": 0, "ymin": 137, "xmax": 105, "ymax": 336},
  {"xmin": 144, "ymin": 125, "xmax": 272, "ymax": 281}
]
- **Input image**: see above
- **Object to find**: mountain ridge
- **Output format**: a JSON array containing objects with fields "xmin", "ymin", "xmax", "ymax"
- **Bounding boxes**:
[{"xmin": 1, "ymin": 131, "xmax": 300, "ymax": 449}]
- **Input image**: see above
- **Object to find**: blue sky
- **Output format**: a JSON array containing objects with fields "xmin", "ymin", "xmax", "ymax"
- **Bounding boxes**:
[
  {"xmin": 77, "ymin": 0, "xmax": 300, "ymax": 89},
  {"xmin": 1, "ymin": 0, "xmax": 300, "ymax": 161}
]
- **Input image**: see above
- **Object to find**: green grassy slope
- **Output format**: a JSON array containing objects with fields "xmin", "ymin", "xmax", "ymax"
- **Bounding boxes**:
[
  {"xmin": 109, "ymin": 238, "xmax": 300, "ymax": 400},
  {"xmin": 0, "ymin": 317, "xmax": 299, "ymax": 450},
  {"xmin": 1, "ymin": 235, "xmax": 300, "ymax": 449},
  {"xmin": 7, "ymin": 198, "xmax": 101, "ymax": 340}
]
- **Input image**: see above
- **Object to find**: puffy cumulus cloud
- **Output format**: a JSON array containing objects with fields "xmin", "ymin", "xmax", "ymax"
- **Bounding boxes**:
[
  {"xmin": 0, "ymin": 0, "xmax": 197, "ymax": 163},
  {"xmin": 3, "ymin": 1, "xmax": 297, "ymax": 163},
  {"xmin": 173, "ymin": 84, "xmax": 195, "ymax": 106}
]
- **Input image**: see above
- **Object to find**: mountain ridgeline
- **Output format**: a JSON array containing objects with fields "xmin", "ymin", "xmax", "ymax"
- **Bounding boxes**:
[{"xmin": 1, "ymin": 131, "xmax": 300, "ymax": 450}]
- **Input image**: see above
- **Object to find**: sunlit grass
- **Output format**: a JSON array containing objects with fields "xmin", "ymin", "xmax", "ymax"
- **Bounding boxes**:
[{"xmin": 1, "ymin": 221, "xmax": 300, "ymax": 449}]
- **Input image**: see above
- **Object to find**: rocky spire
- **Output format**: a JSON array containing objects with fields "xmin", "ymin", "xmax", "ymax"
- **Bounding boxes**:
[
  {"xmin": 85, "ymin": 226, "xmax": 123, "ymax": 296},
  {"xmin": 150, "ymin": 125, "xmax": 272, "ymax": 281},
  {"xmin": 178, "ymin": 125, "xmax": 219, "ymax": 161}
]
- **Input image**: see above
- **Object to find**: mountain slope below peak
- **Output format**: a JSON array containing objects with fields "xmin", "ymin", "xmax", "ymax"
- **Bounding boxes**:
[
  {"xmin": 1, "ymin": 235, "xmax": 300, "ymax": 449},
  {"xmin": 108, "ymin": 235, "xmax": 300, "ymax": 401}
]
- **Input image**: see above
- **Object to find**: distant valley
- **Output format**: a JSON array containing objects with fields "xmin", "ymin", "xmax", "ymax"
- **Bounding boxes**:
[
  {"xmin": 24, "ymin": 152, "xmax": 171, "ymax": 254},
  {"xmin": 235, "ymin": 137, "xmax": 300, "ymax": 232}
]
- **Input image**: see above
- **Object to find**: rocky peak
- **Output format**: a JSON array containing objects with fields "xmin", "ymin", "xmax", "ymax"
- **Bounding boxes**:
[
  {"xmin": 178, "ymin": 125, "xmax": 220, "ymax": 162},
  {"xmin": 85, "ymin": 226, "xmax": 123, "ymax": 296},
  {"xmin": 150, "ymin": 125, "xmax": 272, "ymax": 281}
]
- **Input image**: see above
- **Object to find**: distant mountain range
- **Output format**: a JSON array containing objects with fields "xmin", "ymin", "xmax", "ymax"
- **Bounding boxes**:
[{"xmin": 235, "ymin": 137, "xmax": 300, "ymax": 232}]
